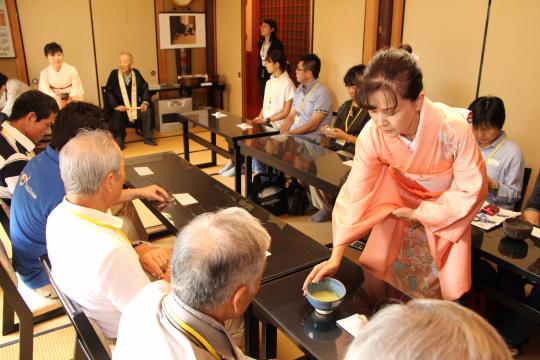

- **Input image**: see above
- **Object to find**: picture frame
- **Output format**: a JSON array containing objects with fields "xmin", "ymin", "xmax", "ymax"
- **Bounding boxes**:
[
  {"xmin": 0, "ymin": 0, "xmax": 15, "ymax": 58},
  {"xmin": 159, "ymin": 13, "xmax": 206, "ymax": 49}
]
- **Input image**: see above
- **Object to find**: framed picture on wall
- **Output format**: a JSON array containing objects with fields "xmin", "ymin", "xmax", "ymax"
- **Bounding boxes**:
[
  {"xmin": 0, "ymin": 0, "xmax": 15, "ymax": 58},
  {"xmin": 159, "ymin": 13, "xmax": 206, "ymax": 49}
]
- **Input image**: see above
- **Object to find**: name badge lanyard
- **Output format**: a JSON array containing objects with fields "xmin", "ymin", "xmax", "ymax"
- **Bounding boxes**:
[
  {"xmin": 69, "ymin": 211, "xmax": 131, "ymax": 245},
  {"xmin": 298, "ymin": 82, "xmax": 321, "ymax": 113},
  {"xmin": 161, "ymin": 295, "xmax": 223, "ymax": 360},
  {"xmin": 485, "ymin": 135, "xmax": 506, "ymax": 163},
  {"xmin": 345, "ymin": 103, "xmax": 363, "ymax": 133}
]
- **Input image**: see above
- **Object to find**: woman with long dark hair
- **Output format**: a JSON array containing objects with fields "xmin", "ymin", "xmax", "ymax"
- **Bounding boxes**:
[{"xmin": 258, "ymin": 19, "xmax": 284, "ymax": 97}]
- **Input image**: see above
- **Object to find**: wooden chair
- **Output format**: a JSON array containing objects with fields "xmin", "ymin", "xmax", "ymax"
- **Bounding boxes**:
[
  {"xmin": 0, "ymin": 199, "xmax": 64, "ymax": 359},
  {"xmin": 40, "ymin": 256, "xmax": 112, "ymax": 360},
  {"xmin": 514, "ymin": 167, "xmax": 533, "ymax": 211}
]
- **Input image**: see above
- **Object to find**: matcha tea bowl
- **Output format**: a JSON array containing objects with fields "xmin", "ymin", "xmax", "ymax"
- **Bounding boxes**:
[{"xmin": 306, "ymin": 277, "xmax": 346, "ymax": 315}]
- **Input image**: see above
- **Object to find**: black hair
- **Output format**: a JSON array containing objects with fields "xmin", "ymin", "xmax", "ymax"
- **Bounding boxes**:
[
  {"xmin": 10, "ymin": 90, "xmax": 59, "ymax": 122},
  {"xmin": 299, "ymin": 53, "xmax": 322, "ymax": 79},
  {"xmin": 0, "ymin": 73, "xmax": 7, "ymax": 88},
  {"xmin": 399, "ymin": 44, "xmax": 413, "ymax": 53},
  {"xmin": 44, "ymin": 42, "xmax": 63, "ymax": 56},
  {"xmin": 261, "ymin": 19, "xmax": 278, "ymax": 42},
  {"xmin": 356, "ymin": 48, "xmax": 423, "ymax": 111},
  {"xmin": 51, "ymin": 101, "xmax": 110, "ymax": 151},
  {"xmin": 343, "ymin": 64, "xmax": 366, "ymax": 87},
  {"xmin": 468, "ymin": 96, "xmax": 506, "ymax": 130},
  {"xmin": 266, "ymin": 49, "xmax": 289, "ymax": 73}
]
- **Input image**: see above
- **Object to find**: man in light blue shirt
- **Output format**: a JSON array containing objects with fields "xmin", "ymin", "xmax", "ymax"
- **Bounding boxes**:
[
  {"xmin": 280, "ymin": 54, "xmax": 332, "ymax": 144},
  {"xmin": 469, "ymin": 96, "xmax": 524, "ymax": 210}
]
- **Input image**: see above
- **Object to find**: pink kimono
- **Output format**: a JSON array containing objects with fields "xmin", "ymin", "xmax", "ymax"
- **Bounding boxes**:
[{"xmin": 333, "ymin": 98, "xmax": 487, "ymax": 300}]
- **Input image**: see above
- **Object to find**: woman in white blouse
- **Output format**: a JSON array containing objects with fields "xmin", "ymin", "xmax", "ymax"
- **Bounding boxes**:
[{"xmin": 221, "ymin": 49, "xmax": 295, "ymax": 176}]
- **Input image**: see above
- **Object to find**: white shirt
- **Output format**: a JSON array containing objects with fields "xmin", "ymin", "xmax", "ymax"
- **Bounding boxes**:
[
  {"xmin": 46, "ymin": 198, "xmax": 149, "ymax": 338},
  {"xmin": 39, "ymin": 62, "xmax": 84, "ymax": 101},
  {"xmin": 0, "ymin": 79, "xmax": 30, "ymax": 117},
  {"xmin": 114, "ymin": 281, "xmax": 248, "ymax": 360},
  {"xmin": 262, "ymin": 71, "xmax": 295, "ymax": 129}
]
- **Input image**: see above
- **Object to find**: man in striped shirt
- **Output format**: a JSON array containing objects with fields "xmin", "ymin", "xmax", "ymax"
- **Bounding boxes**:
[{"xmin": 0, "ymin": 90, "xmax": 58, "ymax": 203}]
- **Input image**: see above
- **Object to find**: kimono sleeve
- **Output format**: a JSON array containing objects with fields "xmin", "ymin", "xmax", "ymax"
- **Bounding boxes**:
[
  {"xmin": 332, "ymin": 125, "xmax": 400, "ymax": 246},
  {"xmin": 414, "ymin": 121, "xmax": 487, "ymax": 235}
]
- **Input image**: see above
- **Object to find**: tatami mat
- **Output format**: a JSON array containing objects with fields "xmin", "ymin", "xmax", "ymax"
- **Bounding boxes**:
[{"xmin": 0, "ymin": 325, "xmax": 75, "ymax": 360}]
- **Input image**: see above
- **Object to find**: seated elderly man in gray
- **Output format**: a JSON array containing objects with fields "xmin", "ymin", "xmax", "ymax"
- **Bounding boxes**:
[{"xmin": 113, "ymin": 207, "xmax": 271, "ymax": 359}]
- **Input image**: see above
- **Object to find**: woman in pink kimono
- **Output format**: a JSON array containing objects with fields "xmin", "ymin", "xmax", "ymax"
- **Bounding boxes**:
[{"xmin": 303, "ymin": 48, "xmax": 487, "ymax": 300}]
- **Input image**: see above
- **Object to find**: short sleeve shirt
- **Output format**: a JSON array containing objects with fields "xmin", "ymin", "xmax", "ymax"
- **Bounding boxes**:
[{"xmin": 291, "ymin": 80, "xmax": 332, "ymax": 143}]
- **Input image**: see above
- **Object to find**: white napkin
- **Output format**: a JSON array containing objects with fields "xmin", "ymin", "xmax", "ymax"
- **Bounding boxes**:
[
  {"xmin": 532, "ymin": 227, "xmax": 540, "ymax": 238},
  {"xmin": 237, "ymin": 123, "xmax": 253, "ymax": 130},
  {"xmin": 133, "ymin": 166, "xmax": 154, "ymax": 176},
  {"xmin": 336, "ymin": 314, "xmax": 368, "ymax": 338},
  {"xmin": 173, "ymin": 193, "xmax": 198, "ymax": 206},
  {"xmin": 211, "ymin": 112, "xmax": 227, "ymax": 118},
  {"xmin": 342, "ymin": 160, "xmax": 354, "ymax": 167}
]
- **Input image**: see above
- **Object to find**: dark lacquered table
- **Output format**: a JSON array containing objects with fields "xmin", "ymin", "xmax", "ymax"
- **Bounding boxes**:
[
  {"xmin": 177, "ymin": 109, "xmax": 279, "ymax": 192},
  {"xmin": 123, "ymin": 151, "xmax": 330, "ymax": 284},
  {"xmin": 148, "ymin": 83, "xmax": 226, "ymax": 108},
  {"xmin": 237, "ymin": 135, "xmax": 351, "ymax": 198},
  {"xmin": 472, "ymin": 225, "xmax": 540, "ymax": 321},
  {"xmin": 246, "ymin": 257, "xmax": 409, "ymax": 359}
]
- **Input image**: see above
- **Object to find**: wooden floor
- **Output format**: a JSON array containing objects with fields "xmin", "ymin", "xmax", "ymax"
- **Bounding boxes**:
[{"xmin": 1, "ymin": 128, "xmax": 539, "ymax": 359}]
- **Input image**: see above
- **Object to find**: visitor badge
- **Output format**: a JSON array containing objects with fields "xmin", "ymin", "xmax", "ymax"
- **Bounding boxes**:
[{"xmin": 487, "ymin": 158, "xmax": 500, "ymax": 167}]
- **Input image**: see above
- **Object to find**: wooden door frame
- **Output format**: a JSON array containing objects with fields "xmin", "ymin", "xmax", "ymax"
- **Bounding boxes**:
[
  {"xmin": 363, "ymin": 0, "xmax": 405, "ymax": 63},
  {"xmin": 5, "ymin": 0, "xmax": 28, "ymax": 83}
]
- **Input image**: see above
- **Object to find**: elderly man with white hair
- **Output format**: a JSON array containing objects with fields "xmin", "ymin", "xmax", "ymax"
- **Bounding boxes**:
[
  {"xmin": 46, "ymin": 129, "xmax": 170, "ymax": 339},
  {"xmin": 105, "ymin": 52, "xmax": 155, "ymax": 149},
  {"xmin": 113, "ymin": 207, "xmax": 271, "ymax": 359}
]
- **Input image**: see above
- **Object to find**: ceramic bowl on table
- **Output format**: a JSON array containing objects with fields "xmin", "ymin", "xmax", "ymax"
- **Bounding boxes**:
[
  {"xmin": 502, "ymin": 218, "xmax": 533, "ymax": 240},
  {"xmin": 306, "ymin": 277, "xmax": 346, "ymax": 315}
]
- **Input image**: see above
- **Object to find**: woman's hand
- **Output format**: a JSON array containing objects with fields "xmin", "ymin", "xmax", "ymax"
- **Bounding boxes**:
[
  {"xmin": 302, "ymin": 258, "xmax": 341, "ymax": 295},
  {"xmin": 391, "ymin": 207, "xmax": 417, "ymax": 221},
  {"xmin": 326, "ymin": 127, "xmax": 349, "ymax": 140}
]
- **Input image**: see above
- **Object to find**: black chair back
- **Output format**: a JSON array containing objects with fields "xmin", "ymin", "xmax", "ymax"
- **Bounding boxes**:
[
  {"xmin": 514, "ymin": 167, "xmax": 533, "ymax": 211},
  {"xmin": 40, "ymin": 256, "xmax": 111, "ymax": 360}
]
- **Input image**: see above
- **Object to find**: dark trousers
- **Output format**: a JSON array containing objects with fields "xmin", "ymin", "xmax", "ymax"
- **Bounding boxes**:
[{"xmin": 111, "ymin": 109, "xmax": 153, "ymax": 147}]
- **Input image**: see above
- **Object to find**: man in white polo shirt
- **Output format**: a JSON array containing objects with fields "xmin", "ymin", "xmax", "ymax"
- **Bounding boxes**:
[
  {"xmin": 46, "ymin": 129, "xmax": 170, "ymax": 339},
  {"xmin": 114, "ymin": 207, "xmax": 271, "ymax": 359}
]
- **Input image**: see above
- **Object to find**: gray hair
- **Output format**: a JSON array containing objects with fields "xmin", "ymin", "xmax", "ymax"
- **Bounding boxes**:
[
  {"xmin": 59, "ymin": 129, "xmax": 122, "ymax": 196},
  {"xmin": 171, "ymin": 207, "xmax": 271, "ymax": 312},
  {"xmin": 345, "ymin": 299, "xmax": 512, "ymax": 360},
  {"xmin": 119, "ymin": 52, "xmax": 133, "ymax": 61}
]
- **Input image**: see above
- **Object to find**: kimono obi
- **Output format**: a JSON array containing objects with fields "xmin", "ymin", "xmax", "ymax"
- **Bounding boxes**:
[{"xmin": 389, "ymin": 166, "xmax": 454, "ymax": 200}]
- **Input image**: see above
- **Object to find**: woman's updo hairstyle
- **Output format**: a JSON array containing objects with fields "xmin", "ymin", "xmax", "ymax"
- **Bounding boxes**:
[{"xmin": 356, "ymin": 48, "xmax": 423, "ymax": 111}]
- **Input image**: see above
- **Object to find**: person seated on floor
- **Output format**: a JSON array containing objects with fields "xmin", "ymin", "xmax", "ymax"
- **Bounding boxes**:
[
  {"xmin": 46, "ymin": 129, "xmax": 170, "ymax": 338},
  {"xmin": 308, "ymin": 64, "xmax": 371, "ymax": 223},
  {"xmin": 0, "ymin": 72, "xmax": 30, "ymax": 121},
  {"xmin": 113, "ymin": 207, "xmax": 271, "ymax": 359},
  {"xmin": 469, "ymin": 96, "xmax": 524, "ymax": 210},
  {"xmin": 0, "ymin": 90, "xmax": 58, "ymax": 203},
  {"xmin": 10, "ymin": 102, "xmax": 169, "ymax": 299},
  {"xmin": 39, "ymin": 42, "xmax": 84, "ymax": 109},
  {"xmin": 105, "ymin": 52, "xmax": 156, "ymax": 149},
  {"xmin": 280, "ymin": 53, "xmax": 332, "ymax": 144},
  {"xmin": 345, "ymin": 299, "xmax": 512, "ymax": 360}
]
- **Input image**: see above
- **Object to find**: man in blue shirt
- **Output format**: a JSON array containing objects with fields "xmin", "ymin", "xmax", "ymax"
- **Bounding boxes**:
[
  {"xmin": 280, "ymin": 53, "xmax": 332, "ymax": 144},
  {"xmin": 10, "ymin": 102, "xmax": 171, "ymax": 298}
]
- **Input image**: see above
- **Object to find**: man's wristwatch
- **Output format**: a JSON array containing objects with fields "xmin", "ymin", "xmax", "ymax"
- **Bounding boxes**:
[{"xmin": 265, "ymin": 117, "xmax": 272, "ymax": 125}]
